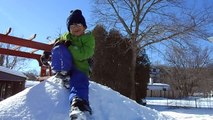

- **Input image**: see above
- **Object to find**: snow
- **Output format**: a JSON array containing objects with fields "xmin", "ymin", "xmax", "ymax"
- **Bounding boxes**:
[
  {"xmin": 0, "ymin": 76, "xmax": 169, "ymax": 120},
  {"xmin": 25, "ymin": 80, "xmax": 40, "ymax": 88},
  {"xmin": 148, "ymin": 105, "xmax": 213, "ymax": 120},
  {"xmin": 0, "ymin": 76, "xmax": 212, "ymax": 120},
  {"xmin": 161, "ymin": 108, "xmax": 213, "ymax": 120},
  {"xmin": 147, "ymin": 97, "xmax": 213, "ymax": 108},
  {"xmin": 147, "ymin": 97, "xmax": 213, "ymax": 120},
  {"xmin": 0, "ymin": 66, "xmax": 26, "ymax": 78},
  {"xmin": 208, "ymin": 36, "xmax": 213, "ymax": 42}
]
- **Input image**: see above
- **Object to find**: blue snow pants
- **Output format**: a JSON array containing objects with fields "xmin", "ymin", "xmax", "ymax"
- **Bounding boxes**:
[{"xmin": 51, "ymin": 44, "xmax": 89, "ymax": 103}]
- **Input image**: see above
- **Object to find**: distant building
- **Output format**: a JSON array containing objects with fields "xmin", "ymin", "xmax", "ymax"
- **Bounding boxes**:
[
  {"xmin": 150, "ymin": 67, "xmax": 160, "ymax": 83},
  {"xmin": 0, "ymin": 66, "xmax": 27, "ymax": 101},
  {"xmin": 147, "ymin": 66, "xmax": 172, "ymax": 98}
]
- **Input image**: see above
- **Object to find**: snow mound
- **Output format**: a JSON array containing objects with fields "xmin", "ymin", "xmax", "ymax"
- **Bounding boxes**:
[{"xmin": 0, "ymin": 76, "xmax": 170, "ymax": 120}]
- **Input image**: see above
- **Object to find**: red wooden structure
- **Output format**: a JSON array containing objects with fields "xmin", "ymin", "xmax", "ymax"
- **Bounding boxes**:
[{"xmin": 0, "ymin": 28, "xmax": 54, "ymax": 77}]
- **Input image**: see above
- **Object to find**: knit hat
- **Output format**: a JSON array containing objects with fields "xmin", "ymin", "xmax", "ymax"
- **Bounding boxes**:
[{"xmin": 67, "ymin": 9, "xmax": 87, "ymax": 31}]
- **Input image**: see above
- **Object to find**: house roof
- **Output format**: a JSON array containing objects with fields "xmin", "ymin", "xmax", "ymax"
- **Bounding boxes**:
[
  {"xmin": 147, "ymin": 83, "xmax": 170, "ymax": 91},
  {"xmin": 0, "ymin": 66, "xmax": 26, "ymax": 78}
]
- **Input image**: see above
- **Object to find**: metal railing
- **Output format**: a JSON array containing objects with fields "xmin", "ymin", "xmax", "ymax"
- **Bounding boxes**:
[{"xmin": 146, "ymin": 97, "xmax": 213, "ymax": 108}]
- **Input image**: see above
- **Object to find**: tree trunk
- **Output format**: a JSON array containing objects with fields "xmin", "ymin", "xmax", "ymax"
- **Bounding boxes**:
[
  {"xmin": 130, "ymin": 44, "xmax": 137, "ymax": 100},
  {"xmin": 0, "ymin": 54, "xmax": 4, "ymax": 66}
]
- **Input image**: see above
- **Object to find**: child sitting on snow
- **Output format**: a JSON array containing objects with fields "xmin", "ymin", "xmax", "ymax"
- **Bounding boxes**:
[{"xmin": 51, "ymin": 9, "xmax": 95, "ymax": 118}]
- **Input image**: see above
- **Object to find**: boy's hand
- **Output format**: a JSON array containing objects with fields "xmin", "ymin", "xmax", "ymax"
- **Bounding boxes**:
[
  {"xmin": 64, "ymin": 40, "xmax": 72, "ymax": 47},
  {"xmin": 40, "ymin": 51, "xmax": 51, "ymax": 66},
  {"xmin": 54, "ymin": 40, "xmax": 72, "ymax": 47}
]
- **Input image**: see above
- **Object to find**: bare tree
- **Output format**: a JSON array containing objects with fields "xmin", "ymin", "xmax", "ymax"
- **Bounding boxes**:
[
  {"xmin": 0, "ymin": 43, "xmax": 26, "ymax": 70},
  {"xmin": 92, "ymin": 0, "xmax": 213, "ymax": 99},
  {"xmin": 163, "ymin": 43, "xmax": 212, "ymax": 97},
  {"xmin": 0, "ymin": 44, "xmax": 4, "ymax": 66}
]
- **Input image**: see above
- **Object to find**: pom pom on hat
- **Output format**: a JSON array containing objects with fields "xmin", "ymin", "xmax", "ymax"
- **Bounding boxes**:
[{"xmin": 67, "ymin": 9, "xmax": 87, "ymax": 31}]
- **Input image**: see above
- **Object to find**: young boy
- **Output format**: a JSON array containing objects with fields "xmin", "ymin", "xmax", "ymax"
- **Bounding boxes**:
[{"xmin": 51, "ymin": 9, "xmax": 95, "ymax": 118}]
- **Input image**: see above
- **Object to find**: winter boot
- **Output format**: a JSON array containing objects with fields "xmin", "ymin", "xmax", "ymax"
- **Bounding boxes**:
[
  {"xmin": 70, "ymin": 97, "xmax": 92, "ymax": 118},
  {"xmin": 55, "ymin": 71, "xmax": 70, "ymax": 89}
]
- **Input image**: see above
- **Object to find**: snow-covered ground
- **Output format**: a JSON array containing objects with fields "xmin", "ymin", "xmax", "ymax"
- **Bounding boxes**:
[
  {"xmin": 0, "ymin": 76, "xmax": 169, "ymax": 120},
  {"xmin": 147, "ymin": 97, "xmax": 213, "ymax": 120},
  {"xmin": 147, "ymin": 97, "xmax": 213, "ymax": 108},
  {"xmin": 0, "ymin": 66, "xmax": 212, "ymax": 120},
  {"xmin": 149, "ymin": 105, "xmax": 213, "ymax": 120}
]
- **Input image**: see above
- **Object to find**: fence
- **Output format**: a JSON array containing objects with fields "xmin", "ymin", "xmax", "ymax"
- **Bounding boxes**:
[
  {"xmin": 147, "ymin": 90, "xmax": 182, "ymax": 99},
  {"xmin": 146, "ymin": 97, "xmax": 213, "ymax": 108}
]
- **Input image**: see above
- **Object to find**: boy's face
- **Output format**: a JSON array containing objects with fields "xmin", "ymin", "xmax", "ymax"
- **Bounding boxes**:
[{"xmin": 69, "ymin": 23, "xmax": 85, "ymax": 36}]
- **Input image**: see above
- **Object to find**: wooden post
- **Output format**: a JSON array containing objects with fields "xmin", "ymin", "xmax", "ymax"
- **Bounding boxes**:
[{"xmin": 0, "ymin": 28, "xmax": 53, "ymax": 77}]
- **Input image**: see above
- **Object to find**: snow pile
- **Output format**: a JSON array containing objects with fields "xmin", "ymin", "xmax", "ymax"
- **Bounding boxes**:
[
  {"xmin": 0, "ymin": 76, "xmax": 170, "ymax": 120},
  {"xmin": 25, "ymin": 80, "xmax": 40, "ymax": 88}
]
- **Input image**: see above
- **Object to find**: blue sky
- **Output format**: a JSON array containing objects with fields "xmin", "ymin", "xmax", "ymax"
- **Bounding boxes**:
[
  {"xmin": 0, "ymin": 0, "xmax": 93, "ymax": 72},
  {"xmin": 0, "ymin": 0, "xmax": 213, "ymax": 72},
  {"xmin": 0, "ymin": 0, "xmax": 92, "ymax": 42}
]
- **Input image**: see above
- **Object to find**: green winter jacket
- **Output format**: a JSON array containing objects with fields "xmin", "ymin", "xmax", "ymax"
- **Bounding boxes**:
[{"xmin": 59, "ymin": 31, "xmax": 95, "ymax": 76}]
